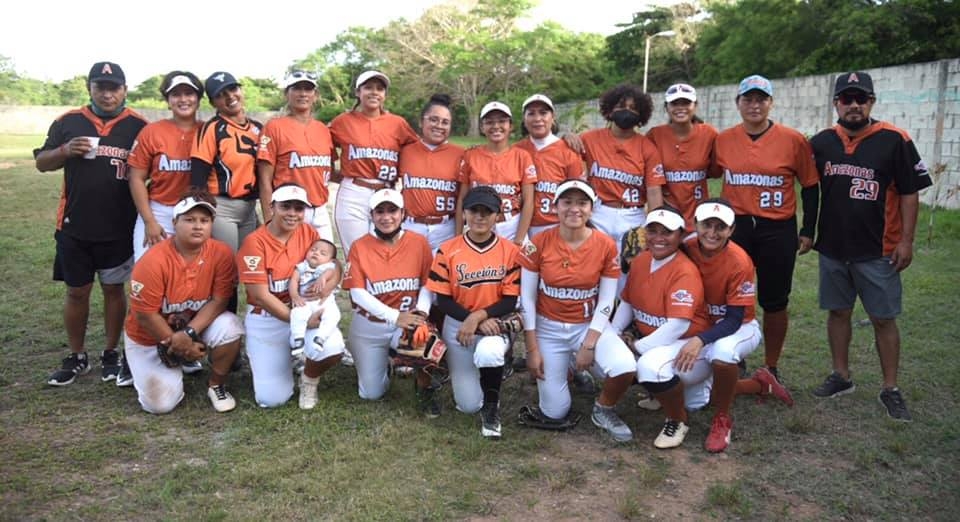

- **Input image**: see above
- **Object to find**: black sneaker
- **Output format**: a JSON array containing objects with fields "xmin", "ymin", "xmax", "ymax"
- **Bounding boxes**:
[
  {"xmin": 100, "ymin": 349, "xmax": 121, "ymax": 382},
  {"xmin": 812, "ymin": 371, "xmax": 855, "ymax": 398},
  {"xmin": 879, "ymin": 388, "xmax": 912, "ymax": 422},
  {"xmin": 480, "ymin": 402, "xmax": 502, "ymax": 439},
  {"xmin": 417, "ymin": 385, "xmax": 442, "ymax": 419},
  {"xmin": 48, "ymin": 352, "xmax": 90, "ymax": 386},
  {"xmin": 116, "ymin": 354, "xmax": 134, "ymax": 387}
]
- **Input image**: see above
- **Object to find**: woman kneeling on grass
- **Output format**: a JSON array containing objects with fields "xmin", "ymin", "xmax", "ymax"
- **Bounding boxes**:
[{"xmin": 124, "ymin": 190, "xmax": 244, "ymax": 413}]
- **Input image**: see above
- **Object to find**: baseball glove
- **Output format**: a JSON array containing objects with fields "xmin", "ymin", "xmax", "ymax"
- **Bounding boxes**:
[
  {"xmin": 389, "ymin": 320, "xmax": 447, "ymax": 371},
  {"xmin": 620, "ymin": 226, "xmax": 647, "ymax": 273},
  {"xmin": 494, "ymin": 311, "xmax": 524, "ymax": 335},
  {"xmin": 156, "ymin": 312, "xmax": 206, "ymax": 368}
]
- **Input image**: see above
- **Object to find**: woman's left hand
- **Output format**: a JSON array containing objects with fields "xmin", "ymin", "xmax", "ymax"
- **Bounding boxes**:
[
  {"xmin": 674, "ymin": 337, "xmax": 704, "ymax": 373},
  {"xmin": 477, "ymin": 318, "xmax": 500, "ymax": 336}
]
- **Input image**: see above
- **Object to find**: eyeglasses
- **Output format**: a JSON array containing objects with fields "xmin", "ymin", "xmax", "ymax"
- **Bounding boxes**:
[
  {"xmin": 836, "ymin": 91, "xmax": 872, "ymax": 105},
  {"xmin": 482, "ymin": 117, "xmax": 511, "ymax": 127},
  {"xmin": 425, "ymin": 116, "xmax": 452, "ymax": 127},
  {"xmin": 666, "ymin": 84, "xmax": 695, "ymax": 96}
]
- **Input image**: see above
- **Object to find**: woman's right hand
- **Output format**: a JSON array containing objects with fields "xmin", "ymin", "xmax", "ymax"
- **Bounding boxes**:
[
  {"xmin": 144, "ymin": 221, "xmax": 168, "ymax": 247},
  {"xmin": 525, "ymin": 333, "xmax": 544, "ymax": 380},
  {"xmin": 396, "ymin": 311, "xmax": 425, "ymax": 330}
]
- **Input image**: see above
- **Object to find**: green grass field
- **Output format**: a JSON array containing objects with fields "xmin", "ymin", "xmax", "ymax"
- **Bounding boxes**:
[{"xmin": 1, "ymin": 143, "xmax": 959, "ymax": 520}]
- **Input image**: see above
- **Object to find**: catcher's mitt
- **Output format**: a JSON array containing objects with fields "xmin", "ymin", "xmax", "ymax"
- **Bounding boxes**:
[
  {"xmin": 157, "ymin": 312, "xmax": 206, "ymax": 368},
  {"xmin": 389, "ymin": 321, "xmax": 446, "ymax": 370},
  {"xmin": 620, "ymin": 226, "xmax": 647, "ymax": 273}
]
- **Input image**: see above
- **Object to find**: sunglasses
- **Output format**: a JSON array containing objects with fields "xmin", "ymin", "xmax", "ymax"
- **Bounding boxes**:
[
  {"xmin": 837, "ymin": 91, "xmax": 872, "ymax": 105},
  {"xmin": 288, "ymin": 71, "xmax": 317, "ymax": 81},
  {"xmin": 666, "ymin": 84, "xmax": 695, "ymax": 96}
]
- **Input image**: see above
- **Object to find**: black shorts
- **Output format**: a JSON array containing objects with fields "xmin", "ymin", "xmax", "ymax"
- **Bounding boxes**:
[
  {"xmin": 53, "ymin": 231, "xmax": 133, "ymax": 287},
  {"xmin": 730, "ymin": 215, "xmax": 798, "ymax": 312}
]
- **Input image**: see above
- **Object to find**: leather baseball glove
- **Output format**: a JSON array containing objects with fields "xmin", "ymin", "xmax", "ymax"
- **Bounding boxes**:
[
  {"xmin": 156, "ymin": 312, "xmax": 206, "ymax": 368},
  {"xmin": 390, "ymin": 320, "xmax": 446, "ymax": 370}
]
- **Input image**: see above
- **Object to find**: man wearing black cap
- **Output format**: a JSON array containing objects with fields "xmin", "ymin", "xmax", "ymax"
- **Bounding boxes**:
[
  {"xmin": 34, "ymin": 61, "xmax": 148, "ymax": 386},
  {"xmin": 809, "ymin": 71, "xmax": 932, "ymax": 421}
]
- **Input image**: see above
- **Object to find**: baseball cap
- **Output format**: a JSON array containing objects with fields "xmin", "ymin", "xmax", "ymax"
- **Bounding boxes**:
[
  {"xmin": 356, "ymin": 70, "xmax": 390, "ymax": 89},
  {"xmin": 522, "ymin": 94, "xmax": 555, "ymax": 112},
  {"xmin": 283, "ymin": 70, "xmax": 318, "ymax": 90},
  {"xmin": 463, "ymin": 186, "xmax": 502, "ymax": 212},
  {"xmin": 204, "ymin": 71, "xmax": 240, "ymax": 99},
  {"xmin": 164, "ymin": 74, "xmax": 202, "ymax": 95},
  {"xmin": 173, "ymin": 196, "xmax": 216, "ymax": 218},
  {"xmin": 665, "ymin": 83, "xmax": 697, "ymax": 103},
  {"xmin": 834, "ymin": 71, "xmax": 874, "ymax": 95},
  {"xmin": 88, "ymin": 62, "xmax": 125, "ymax": 85},
  {"xmin": 369, "ymin": 188, "xmax": 404, "ymax": 210},
  {"xmin": 553, "ymin": 179, "xmax": 597, "ymax": 205},
  {"xmin": 694, "ymin": 201, "xmax": 735, "ymax": 227},
  {"xmin": 271, "ymin": 184, "xmax": 312, "ymax": 207},
  {"xmin": 480, "ymin": 101, "xmax": 512, "ymax": 120},
  {"xmin": 737, "ymin": 75, "xmax": 773, "ymax": 97},
  {"xmin": 645, "ymin": 207, "xmax": 685, "ymax": 231}
]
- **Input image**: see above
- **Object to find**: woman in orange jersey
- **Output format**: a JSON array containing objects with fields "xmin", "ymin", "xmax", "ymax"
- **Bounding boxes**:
[
  {"xmin": 399, "ymin": 94, "xmax": 464, "ymax": 250},
  {"xmin": 236, "ymin": 184, "xmax": 344, "ymax": 409},
  {"xmin": 454, "ymin": 101, "xmax": 537, "ymax": 245},
  {"xmin": 714, "ymin": 75, "xmax": 820, "ymax": 382},
  {"xmin": 342, "ymin": 189, "xmax": 438, "ymax": 414},
  {"xmin": 257, "ymin": 71, "xmax": 335, "ymax": 241},
  {"xmin": 428, "ymin": 186, "xmax": 522, "ymax": 439},
  {"xmin": 128, "ymin": 71, "xmax": 203, "ymax": 262},
  {"xmin": 579, "ymin": 84, "xmax": 665, "ymax": 252},
  {"xmin": 514, "ymin": 94, "xmax": 584, "ymax": 238},
  {"xmin": 124, "ymin": 190, "xmax": 244, "ymax": 414},
  {"xmin": 646, "ymin": 83, "xmax": 717, "ymax": 229},
  {"xmin": 330, "ymin": 70, "xmax": 418, "ymax": 255},
  {"xmin": 518, "ymin": 180, "xmax": 636, "ymax": 441},
  {"xmin": 610, "ymin": 206, "xmax": 710, "ymax": 449}
]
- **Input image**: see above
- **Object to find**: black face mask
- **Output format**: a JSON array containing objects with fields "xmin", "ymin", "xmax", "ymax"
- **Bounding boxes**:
[
  {"xmin": 374, "ymin": 227, "xmax": 402, "ymax": 241},
  {"xmin": 610, "ymin": 109, "xmax": 642, "ymax": 130},
  {"xmin": 837, "ymin": 117, "xmax": 872, "ymax": 131}
]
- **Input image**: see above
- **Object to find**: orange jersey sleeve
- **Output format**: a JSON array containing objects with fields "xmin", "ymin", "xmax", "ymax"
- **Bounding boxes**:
[
  {"xmin": 620, "ymin": 251, "xmax": 711, "ymax": 337},
  {"xmin": 399, "ymin": 140, "xmax": 464, "ymax": 219},
  {"xmin": 192, "ymin": 115, "xmax": 262, "ymax": 198},
  {"xmin": 258, "ymin": 116, "xmax": 334, "ymax": 206},
  {"xmin": 515, "ymin": 138, "xmax": 585, "ymax": 226},
  {"xmin": 342, "ymin": 231, "xmax": 433, "ymax": 312},
  {"xmin": 683, "ymin": 237, "xmax": 756, "ymax": 324},
  {"xmin": 236, "ymin": 224, "xmax": 319, "ymax": 306},
  {"xmin": 581, "ymin": 128, "xmax": 666, "ymax": 207},
  {"xmin": 127, "ymin": 119, "xmax": 200, "ymax": 205},
  {"xmin": 647, "ymin": 123, "xmax": 717, "ymax": 227},
  {"xmin": 329, "ymin": 112, "xmax": 418, "ymax": 184},
  {"xmin": 125, "ymin": 238, "xmax": 237, "ymax": 345},
  {"xmin": 519, "ymin": 228, "xmax": 620, "ymax": 323},
  {"xmin": 458, "ymin": 146, "xmax": 538, "ymax": 217},
  {"xmin": 428, "ymin": 234, "xmax": 521, "ymax": 311},
  {"xmin": 716, "ymin": 123, "xmax": 819, "ymax": 219}
]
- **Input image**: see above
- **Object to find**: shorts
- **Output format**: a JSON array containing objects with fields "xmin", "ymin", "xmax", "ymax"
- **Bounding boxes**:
[
  {"xmin": 730, "ymin": 215, "xmax": 798, "ymax": 312},
  {"xmin": 819, "ymin": 253, "xmax": 902, "ymax": 319},
  {"xmin": 53, "ymin": 231, "xmax": 133, "ymax": 287}
]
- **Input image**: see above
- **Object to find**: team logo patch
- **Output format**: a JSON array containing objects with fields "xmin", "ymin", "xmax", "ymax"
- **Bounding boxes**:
[
  {"xmin": 738, "ymin": 281, "xmax": 756, "ymax": 296},
  {"xmin": 243, "ymin": 256, "xmax": 261, "ymax": 271},
  {"xmin": 847, "ymin": 72, "xmax": 860, "ymax": 83},
  {"xmin": 525, "ymin": 165, "xmax": 537, "ymax": 178},
  {"xmin": 101, "ymin": 63, "xmax": 113, "ymax": 75},
  {"xmin": 130, "ymin": 280, "xmax": 144, "ymax": 297},
  {"xmin": 213, "ymin": 73, "xmax": 226, "ymax": 82},
  {"xmin": 671, "ymin": 289, "xmax": 694, "ymax": 305},
  {"xmin": 522, "ymin": 242, "xmax": 537, "ymax": 256},
  {"xmin": 260, "ymin": 136, "xmax": 271, "ymax": 147}
]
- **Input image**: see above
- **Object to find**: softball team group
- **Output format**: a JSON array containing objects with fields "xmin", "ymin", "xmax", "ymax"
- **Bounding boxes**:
[{"xmin": 38, "ymin": 61, "xmax": 922, "ymax": 454}]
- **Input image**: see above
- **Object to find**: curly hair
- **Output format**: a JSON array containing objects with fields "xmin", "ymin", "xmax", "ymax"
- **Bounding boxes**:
[
  {"xmin": 159, "ymin": 70, "xmax": 203, "ymax": 99},
  {"xmin": 598, "ymin": 84, "xmax": 653, "ymax": 126}
]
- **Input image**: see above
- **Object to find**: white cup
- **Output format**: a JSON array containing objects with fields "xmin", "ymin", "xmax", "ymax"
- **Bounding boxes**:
[{"xmin": 83, "ymin": 137, "xmax": 100, "ymax": 159}]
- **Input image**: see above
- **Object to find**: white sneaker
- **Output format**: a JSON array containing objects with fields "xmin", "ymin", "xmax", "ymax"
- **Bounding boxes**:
[
  {"xmin": 653, "ymin": 419, "xmax": 689, "ymax": 449},
  {"xmin": 341, "ymin": 349, "xmax": 355, "ymax": 367},
  {"xmin": 207, "ymin": 385, "xmax": 236, "ymax": 413},
  {"xmin": 299, "ymin": 374, "xmax": 319, "ymax": 410}
]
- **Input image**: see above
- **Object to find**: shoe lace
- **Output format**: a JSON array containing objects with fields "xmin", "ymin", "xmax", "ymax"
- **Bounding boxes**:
[
  {"xmin": 663, "ymin": 419, "xmax": 680, "ymax": 436},
  {"xmin": 883, "ymin": 390, "xmax": 905, "ymax": 411},
  {"xmin": 212, "ymin": 385, "xmax": 227, "ymax": 400}
]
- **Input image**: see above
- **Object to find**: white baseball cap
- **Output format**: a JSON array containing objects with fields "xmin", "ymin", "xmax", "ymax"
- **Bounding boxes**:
[
  {"xmin": 645, "ymin": 207, "xmax": 685, "ymax": 231},
  {"xmin": 480, "ymin": 101, "xmax": 512, "ymax": 119},
  {"xmin": 553, "ymin": 179, "xmax": 597, "ymax": 204},
  {"xmin": 522, "ymin": 94, "xmax": 555, "ymax": 112},
  {"xmin": 271, "ymin": 185, "xmax": 312, "ymax": 207},
  {"xmin": 694, "ymin": 201, "xmax": 735, "ymax": 226},
  {"xmin": 282, "ymin": 70, "xmax": 318, "ymax": 90},
  {"xmin": 165, "ymin": 74, "xmax": 202, "ymax": 95},
  {"xmin": 173, "ymin": 196, "xmax": 216, "ymax": 218},
  {"xmin": 356, "ymin": 70, "xmax": 390, "ymax": 89},
  {"xmin": 664, "ymin": 83, "xmax": 697, "ymax": 103},
  {"xmin": 369, "ymin": 188, "xmax": 404, "ymax": 210}
]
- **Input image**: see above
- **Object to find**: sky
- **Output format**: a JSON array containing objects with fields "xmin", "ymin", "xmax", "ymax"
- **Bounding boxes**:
[{"xmin": 2, "ymin": 0, "xmax": 664, "ymax": 88}]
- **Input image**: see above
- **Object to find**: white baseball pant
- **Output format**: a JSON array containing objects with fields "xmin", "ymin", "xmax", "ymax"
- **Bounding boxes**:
[
  {"xmin": 403, "ymin": 218, "xmax": 455, "ymax": 252},
  {"xmin": 591, "ymin": 204, "xmax": 647, "ymax": 255},
  {"xmin": 333, "ymin": 178, "xmax": 376, "ymax": 255},
  {"xmin": 305, "ymin": 203, "xmax": 335, "ymax": 243},
  {"xmin": 347, "ymin": 313, "xmax": 402, "ymax": 400},
  {"xmin": 442, "ymin": 316, "xmax": 509, "ymax": 414},
  {"xmin": 132, "ymin": 201, "xmax": 175, "ymax": 262},
  {"xmin": 527, "ymin": 223, "xmax": 558, "ymax": 239},
  {"xmin": 494, "ymin": 212, "xmax": 523, "ymax": 243}
]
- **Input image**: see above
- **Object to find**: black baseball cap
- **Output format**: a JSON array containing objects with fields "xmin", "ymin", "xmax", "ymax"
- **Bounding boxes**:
[
  {"xmin": 463, "ymin": 186, "xmax": 502, "ymax": 212},
  {"xmin": 834, "ymin": 71, "xmax": 874, "ymax": 96},
  {"xmin": 205, "ymin": 71, "xmax": 240, "ymax": 99},
  {"xmin": 88, "ymin": 61, "xmax": 125, "ymax": 85}
]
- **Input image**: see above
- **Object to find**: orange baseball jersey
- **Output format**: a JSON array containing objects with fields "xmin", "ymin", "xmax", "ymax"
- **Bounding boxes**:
[
  {"xmin": 125, "ymin": 238, "xmax": 237, "ymax": 345},
  {"xmin": 683, "ymin": 236, "xmax": 756, "ymax": 324},
  {"xmin": 257, "ymin": 116, "xmax": 335, "ymax": 206},
  {"xmin": 519, "ymin": 228, "xmax": 620, "ymax": 324},
  {"xmin": 580, "ymin": 128, "xmax": 666, "ymax": 207},
  {"xmin": 428, "ymin": 234, "xmax": 521, "ymax": 311},
  {"xmin": 514, "ymin": 138, "xmax": 584, "ymax": 226},
  {"xmin": 620, "ymin": 250, "xmax": 711, "ymax": 338},
  {"xmin": 328, "ymin": 111, "xmax": 418, "ymax": 184},
  {"xmin": 236, "ymin": 223, "xmax": 320, "ymax": 307},
  {"xmin": 399, "ymin": 140, "xmax": 464, "ymax": 219},
  {"xmin": 646, "ymin": 123, "xmax": 717, "ymax": 227},
  {"xmin": 715, "ymin": 123, "xmax": 819, "ymax": 219},
  {"xmin": 127, "ymin": 119, "xmax": 201, "ymax": 206},
  {"xmin": 192, "ymin": 115, "xmax": 263, "ymax": 199},
  {"xmin": 342, "ymin": 231, "xmax": 433, "ymax": 312},
  {"xmin": 458, "ymin": 146, "xmax": 538, "ymax": 216}
]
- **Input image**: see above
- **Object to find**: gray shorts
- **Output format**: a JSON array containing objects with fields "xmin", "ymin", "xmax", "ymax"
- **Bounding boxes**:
[{"xmin": 818, "ymin": 253, "xmax": 902, "ymax": 319}]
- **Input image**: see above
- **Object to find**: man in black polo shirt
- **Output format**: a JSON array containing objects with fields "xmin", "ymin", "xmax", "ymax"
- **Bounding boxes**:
[
  {"xmin": 35, "ymin": 61, "xmax": 148, "ymax": 387},
  {"xmin": 808, "ymin": 71, "xmax": 931, "ymax": 421}
]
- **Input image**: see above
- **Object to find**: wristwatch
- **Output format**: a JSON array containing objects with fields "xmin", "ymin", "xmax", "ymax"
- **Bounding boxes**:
[{"xmin": 183, "ymin": 326, "xmax": 200, "ymax": 342}]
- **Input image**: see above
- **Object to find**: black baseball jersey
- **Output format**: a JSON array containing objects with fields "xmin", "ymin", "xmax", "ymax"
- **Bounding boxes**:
[
  {"xmin": 810, "ymin": 121, "xmax": 930, "ymax": 261},
  {"xmin": 34, "ymin": 106, "xmax": 148, "ymax": 241}
]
